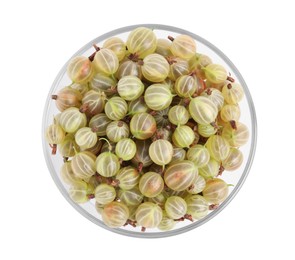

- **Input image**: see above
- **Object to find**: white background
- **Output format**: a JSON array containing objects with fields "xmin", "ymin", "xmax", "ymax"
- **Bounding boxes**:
[{"xmin": 1, "ymin": 0, "xmax": 294, "ymax": 259}]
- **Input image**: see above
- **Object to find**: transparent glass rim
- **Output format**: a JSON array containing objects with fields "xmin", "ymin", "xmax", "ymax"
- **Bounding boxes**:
[{"xmin": 42, "ymin": 24, "xmax": 257, "ymax": 238}]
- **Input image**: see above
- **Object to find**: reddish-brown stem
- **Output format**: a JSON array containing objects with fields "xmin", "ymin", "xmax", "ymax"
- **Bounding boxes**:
[
  {"xmin": 93, "ymin": 44, "xmax": 100, "ymax": 51},
  {"xmin": 149, "ymin": 110, "xmax": 157, "ymax": 116},
  {"xmin": 184, "ymin": 214, "xmax": 193, "ymax": 222},
  {"xmin": 51, "ymin": 94, "xmax": 58, "ymax": 100},
  {"xmin": 227, "ymin": 76, "xmax": 235, "ymax": 83},
  {"xmin": 218, "ymin": 165, "xmax": 225, "ymax": 176},
  {"xmin": 210, "ymin": 121, "xmax": 218, "ymax": 130},
  {"xmin": 106, "ymin": 178, "xmax": 120, "ymax": 187},
  {"xmin": 205, "ymin": 88, "xmax": 212, "ymax": 95},
  {"xmin": 216, "ymin": 127, "xmax": 222, "ymax": 136},
  {"xmin": 230, "ymin": 120, "xmax": 237, "ymax": 130},
  {"xmin": 79, "ymin": 103, "xmax": 89, "ymax": 113},
  {"xmin": 209, "ymin": 204, "xmax": 219, "ymax": 210},
  {"xmin": 110, "ymin": 86, "xmax": 118, "ymax": 94},
  {"xmin": 88, "ymin": 54, "xmax": 95, "ymax": 62},
  {"xmin": 138, "ymin": 162, "xmax": 143, "ymax": 173},
  {"xmin": 95, "ymin": 173, "xmax": 104, "ymax": 183},
  {"xmin": 227, "ymin": 83, "xmax": 232, "ymax": 89},
  {"xmin": 192, "ymin": 92, "xmax": 199, "ymax": 98},
  {"xmin": 49, "ymin": 144, "xmax": 57, "ymax": 155},
  {"xmin": 168, "ymin": 35, "xmax": 175, "ymax": 42},
  {"xmin": 91, "ymin": 126, "xmax": 98, "ymax": 133},
  {"xmin": 189, "ymin": 70, "xmax": 197, "ymax": 76},
  {"xmin": 188, "ymin": 184, "xmax": 195, "ymax": 191},
  {"xmin": 63, "ymin": 157, "xmax": 68, "ymax": 162},
  {"xmin": 174, "ymin": 217, "xmax": 185, "ymax": 222},
  {"xmin": 124, "ymin": 219, "xmax": 137, "ymax": 228},
  {"xmin": 87, "ymin": 194, "xmax": 95, "ymax": 199},
  {"xmin": 141, "ymin": 227, "xmax": 146, "ymax": 232},
  {"xmin": 128, "ymin": 53, "xmax": 140, "ymax": 62},
  {"xmin": 88, "ymin": 44, "xmax": 101, "ymax": 61},
  {"xmin": 117, "ymin": 121, "xmax": 124, "ymax": 127},
  {"xmin": 154, "ymin": 129, "xmax": 164, "ymax": 140},
  {"xmin": 137, "ymin": 60, "xmax": 144, "ymax": 66},
  {"xmin": 182, "ymin": 97, "xmax": 191, "ymax": 107},
  {"xmin": 165, "ymin": 56, "xmax": 177, "ymax": 65}
]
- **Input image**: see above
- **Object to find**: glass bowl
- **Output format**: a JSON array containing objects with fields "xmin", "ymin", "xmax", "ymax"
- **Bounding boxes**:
[{"xmin": 42, "ymin": 24, "xmax": 257, "ymax": 238}]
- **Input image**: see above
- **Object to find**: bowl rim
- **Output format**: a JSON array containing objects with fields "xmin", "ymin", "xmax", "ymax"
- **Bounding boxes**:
[{"xmin": 42, "ymin": 23, "xmax": 257, "ymax": 238}]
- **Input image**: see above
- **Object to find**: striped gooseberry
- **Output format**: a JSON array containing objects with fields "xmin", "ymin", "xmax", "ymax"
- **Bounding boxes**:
[
  {"xmin": 51, "ymin": 87, "xmax": 82, "ymax": 112},
  {"xmin": 130, "ymin": 112, "xmax": 156, "ymax": 140},
  {"xmin": 164, "ymin": 160, "xmax": 197, "ymax": 191},
  {"xmin": 139, "ymin": 172, "xmax": 164, "ymax": 198},
  {"xmin": 149, "ymin": 139, "xmax": 173, "ymax": 166}
]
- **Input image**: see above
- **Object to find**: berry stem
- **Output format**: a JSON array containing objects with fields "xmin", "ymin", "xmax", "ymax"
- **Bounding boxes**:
[
  {"xmin": 88, "ymin": 44, "xmax": 100, "ymax": 61},
  {"xmin": 72, "ymin": 145, "xmax": 78, "ymax": 155},
  {"xmin": 189, "ymin": 70, "xmax": 196, "ymax": 77},
  {"xmin": 91, "ymin": 126, "xmax": 99, "ymax": 132},
  {"xmin": 95, "ymin": 173, "xmax": 104, "ymax": 183},
  {"xmin": 188, "ymin": 184, "xmax": 195, "ymax": 191},
  {"xmin": 165, "ymin": 56, "xmax": 176, "ymax": 65},
  {"xmin": 87, "ymin": 194, "xmax": 95, "ymax": 199},
  {"xmin": 124, "ymin": 219, "xmax": 137, "ymax": 228},
  {"xmin": 149, "ymin": 110, "xmax": 157, "ymax": 116},
  {"xmin": 210, "ymin": 121, "xmax": 218, "ymax": 130},
  {"xmin": 209, "ymin": 204, "xmax": 219, "ymax": 210},
  {"xmin": 184, "ymin": 214, "xmax": 193, "ymax": 222},
  {"xmin": 93, "ymin": 44, "xmax": 100, "ymax": 51},
  {"xmin": 182, "ymin": 97, "xmax": 191, "ymax": 106},
  {"xmin": 138, "ymin": 162, "xmax": 143, "ymax": 173},
  {"xmin": 99, "ymin": 138, "xmax": 112, "ymax": 152},
  {"xmin": 128, "ymin": 53, "xmax": 140, "ymax": 62},
  {"xmin": 229, "ymin": 120, "xmax": 237, "ymax": 130},
  {"xmin": 106, "ymin": 178, "xmax": 120, "ymax": 187},
  {"xmin": 192, "ymin": 92, "xmax": 199, "ymax": 98},
  {"xmin": 227, "ymin": 76, "xmax": 235, "ymax": 82},
  {"xmin": 205, "ymin": 88, "xmax": 212, "ymax": 95},
  {"xmin": 49, "ymin": 144, "xmax": 57, "ymax": 155},
  {"xmin": 227, "ymin": 83, "xmax": 232, "ymax": 89},
  {"xmin": 141, "ymin": 227, "xmax": 146, "ymax": 232},
  {"xmin": 110, "ymin": 85, "xmax": 118, "ymax": 94},
  {"xmin": 79, "ymin": 103, "xmax": 89, "ymax": 113},
  {"xmin": 174, "ymin": 217, "xmax": 185, "ymax": 221},
  {"xmin": 218, "ymin": 165, "xmax": 225, "ymax": 176},
  {"xmin": 168, "ymin": 35, "xmax": 175, "ymax": 42},
  {"xmin": 51, "ymin": 94, "xmax": 58, "ymax": 100},
  {"xmin": 137, "ymin": 60, "xmax": 144, "ymax": 66},
  {"xmin": 117, "ymin": 121, "xmax": 124, "ymax": 127}
]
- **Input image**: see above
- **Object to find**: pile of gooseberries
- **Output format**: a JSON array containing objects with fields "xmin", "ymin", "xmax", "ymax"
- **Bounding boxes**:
[{"xmin": 45, "ymin": 27, "xmax": 249, "ymax": 231}]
